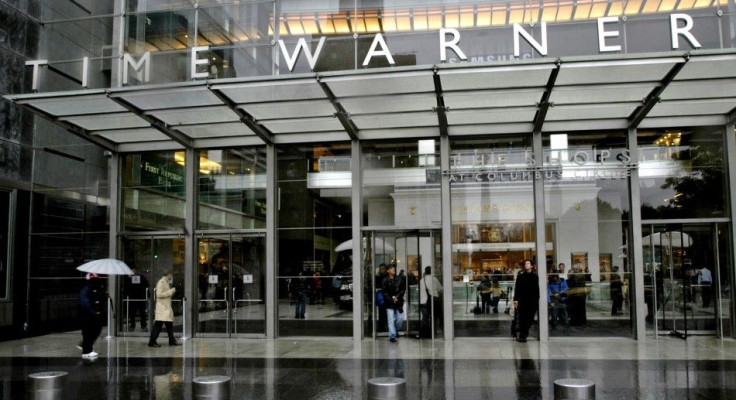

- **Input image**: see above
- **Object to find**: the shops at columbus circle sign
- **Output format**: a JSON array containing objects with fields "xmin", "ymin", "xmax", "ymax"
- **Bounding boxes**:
[{"xmin": 25, "ymin": 14, "xmax": 702, "ymax": 90}]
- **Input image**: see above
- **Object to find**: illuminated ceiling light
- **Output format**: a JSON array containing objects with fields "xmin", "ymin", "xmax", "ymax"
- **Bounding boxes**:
[
  {"xmin": 693, "ymin": 0, "xmax": 711, "ymax": 7},
  {"xmin": 355, "ymin": 17, "xmax": 367, "ymax": 33},
  {"xmin": 642, "ymin": 0, "xmax": 663, "ymax": 13},
  {"xmin": 508, "ymin": 8, "xmax": 525, "ymax": 24},
  {"xmin": 414, "ymin": 12, "xmax": 428, "ymax": 30},
  {"xmin": 491, "ymin": 9, "xmax": 507, "ymax": 26},
  {"xmin": 590, "ymin": 2, "xmax": 608, "ymax": 17},
  {"xmin": 574, "ymin": 4, "xmax": 592, "ymax": 20},
  {"xmin": 557, "ymin": 5, "xmax": 574, "ymax": 21},
  {"xmin": 607, "ymin": 0, "xmax": 624, "ymax": 15},
  {"xmin": 396, "ymin": 14, "xmax": 411, "ymax": 31},
  {"xmin": 445, "ymin": 11, "xmax": 460, "ymax": 28},
  {"xmin": 624, "ymin": 0, "xmax": 643, "ymax": 14},
  {"xmin": 302, "ymin": 19, "xmax": 319, "ymax": 34},
  {"xmin": 318, "ymin": 17, "xmax": 336, "ymax": 34},
  {"xmin": 428, "ymin": 13, "xmax": 443, "ymax": 29},
  {"xmin": 333, "ymin": 17, "xmax": 350, "ymax": 34},
  {"xmin": 382, "ymin": 14, "xmax": 397, "ymax": 31},
  {"xmin": 542, "ymin": 7, "xmax": 558, "ymax": 22},
  {"xmin": 476, "ymin": 9, "xmax": 492, "ymax": 26},
  {"xmin": 287, "ymin": 19, "xmax": 305, "ymax": 35},
  {"xmin": 365, "ymin": 16, "xmax": 381, "ymax": 31},
  {"xmin": 677, "ymin": 0, "xmax": 696, "ymax": 8},
  {"xmin": 174, "ymin": 151, "xmax": 185, "ymax": 166},
  {"xmin": 460, "ymin": 9, "xmax": 475, "ymax": 27}
]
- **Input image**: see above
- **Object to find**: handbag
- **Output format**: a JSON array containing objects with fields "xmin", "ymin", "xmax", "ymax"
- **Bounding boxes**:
[{"xmin": 376, "ymin": 290, "xmax": 384, "ymax": 306}]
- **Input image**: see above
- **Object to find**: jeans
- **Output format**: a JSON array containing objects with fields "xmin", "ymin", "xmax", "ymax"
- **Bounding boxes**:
[
  {"xmin": 386, "ymin": 307, "xmax": 405, "ymax": 340},
  {"xmin": 549, "ymin": 303, "xmax": 569, "ymax": 334},
  {"xmin": 295, "ymin": 292, "xmax": 307, "ymax": 318}
]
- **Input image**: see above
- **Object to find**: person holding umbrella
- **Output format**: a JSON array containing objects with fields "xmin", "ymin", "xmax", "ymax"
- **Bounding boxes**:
[
  {"xmin": 78, "ymin": 272, "xmax": 106, "ymax": 359},
  {"xmin": 148, "ymin": 271, "xmax": 181, "ymax": 347}
]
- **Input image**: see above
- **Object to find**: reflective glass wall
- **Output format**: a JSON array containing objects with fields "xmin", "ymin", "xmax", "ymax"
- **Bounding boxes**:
[
  {"xmin": 542, "ymin": 131, "xmax": 633, "ymax": 338},
  {"xmin": 638, "ymin": 127, "xmax": 731, "ymax": 337},
  {"xmin": 450, "ymin": 135, "xmax": 537, "ymax": 338},
  {"xmin": 276, "ymin": 143, "xmax": 352, "ymax": 336}
]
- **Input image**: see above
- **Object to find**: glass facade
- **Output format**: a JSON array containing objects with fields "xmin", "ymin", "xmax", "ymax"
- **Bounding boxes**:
[
  {"xmin": 4, "ymin": 0, "xmax": 736, "ymax": 342},
  {"xmin": 542, "ymin": 131, "xmax": 633, "ymax": 337},
  {"xmin": 276, "ymin": 143, "xmax": 352, "ymax": 336}
]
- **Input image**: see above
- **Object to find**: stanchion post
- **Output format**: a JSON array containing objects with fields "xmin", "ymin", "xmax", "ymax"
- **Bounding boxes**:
[
  {"xmin": 181, "ymin": 297, "xmax": 187, "ymax": 341},
  {"xmin": 106, "ymin": 297, "xmax": 114, "ymax": 339}
]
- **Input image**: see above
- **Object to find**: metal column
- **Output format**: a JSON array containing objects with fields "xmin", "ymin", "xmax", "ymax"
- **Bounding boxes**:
[
  {"xmin": 352, "ymin": 140, "xmax": 364, "ymax": 342},
  {"xmin": 441, "ymin": 135, "xmax": 454, "ymax": 341},
  {"xmin": 627, "ymin": 128, "xmax": 647, "ymax": 340},
  {"xmin": 266, "ymin": 144, "xmax": 277, "ymax": 338},
  {"xmin": 184, "ymin": 148, "xmax": 197, "ymax": 340},
  {"xmin": 107, "ymin": 153, "xmax": 120, "ymax": 337},
  {"xmin": 533, "ymin": 131, "xmax": 549, "ymax": 342}
]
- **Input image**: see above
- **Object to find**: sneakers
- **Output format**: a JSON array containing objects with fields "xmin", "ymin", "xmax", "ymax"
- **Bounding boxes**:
[
  {"xmin": 82, "ymin": 351, "xmax": 98, "ymax": 359},
  {"xmin": 148, "ymin": 343, "xmax": 161, "ymax": 348},
  {"xmin": 169, "ymin": 341, "xmax": 182, "ymax": 346},
  {"xmin": 389, "ymin": 337, "xmax": 397, "ymax": 343}
]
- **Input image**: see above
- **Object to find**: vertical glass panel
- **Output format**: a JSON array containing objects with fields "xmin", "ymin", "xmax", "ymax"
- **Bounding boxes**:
[
  {"xmin": 276, "ymin": 143, "xmax": 352, "ymax": 337},
  {"xmin": 119, "ymin": 236, "xmax": 185, "ymax": 338},
  {"xmin": 197, "ymin": 3, "xmax": 274, "ymax": 79},
  {"xmin": 543, "ymin": 131, "xmax": 633, "ymax": 338},
  {"xmin": 198, "ymin": 147, "xmax": 267, "ymax": 230},
  {"xmin": 196, "ymin": 234, "xmax": 266, "ymax": 337},
  {"xmin": 450, "ymin": 135, "xmax": 536, "ymax": 338},
  {"xmin": 0, "ymin": 190, "xmax": 8, "ymax": 300},
  {"xmin": 122, "ymin": 152, "xmax": 186, "ymax": 231},
  {"xmin": 638, "ymin": 127, "xmax": 727, "ymax": 220},
  {"xmin": 120, "ymin": 237, "xmax": 154, "ymax": 335},
  {"xmin": 643, "ymin": 224, "xmax": 725, "ymax": 338}
]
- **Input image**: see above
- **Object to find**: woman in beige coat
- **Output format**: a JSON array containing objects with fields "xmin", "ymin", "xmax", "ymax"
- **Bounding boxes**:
[{"xmin": 148, "ymin": 272, "xmax": 181, "ymax": 347}]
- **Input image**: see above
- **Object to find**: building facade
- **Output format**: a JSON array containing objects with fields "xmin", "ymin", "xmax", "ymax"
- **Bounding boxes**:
[{"xmin": 2, "ymin": 0, "xmax": 736, "ymax": 342}]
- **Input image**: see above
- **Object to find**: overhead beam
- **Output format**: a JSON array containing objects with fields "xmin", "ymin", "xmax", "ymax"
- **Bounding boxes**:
[
  {"xmin": 532, "ymin": 59, "xmax": 561, "ymax": 133},
  {"xmin": 628, "ymin": 55, "xmax": 689, "ymax": 130},
  {"xmin": 317, "ymin": 78, "xmax": 359, "ymax": 140},
  {"xmin": 208, "ymin": 85, "xmax": 274, "ymax": 145},
  {"xmin": 107, "ymin": 94, "xmax": 193, "ymax": 148},
  {"xmin": 432, "ymin": 67, "xmax": 449, "ymax": 137}
]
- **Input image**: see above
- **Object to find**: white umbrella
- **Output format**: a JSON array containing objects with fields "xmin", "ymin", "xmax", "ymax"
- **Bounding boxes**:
[
  {"xmin": 335, "ymin": 238, "xmax": 395, "ymax": 253},
  {"xmin": 642, "ymin": 231, "xmax": 693, "ymax": 248},
  {"xmin": 76, "ymin": 258, "xmax": 133, "ymax": 275}
]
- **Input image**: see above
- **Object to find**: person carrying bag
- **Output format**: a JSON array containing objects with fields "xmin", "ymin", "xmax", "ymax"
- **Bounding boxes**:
[{"xmin": 419, "ymin": 266, "xmax": 443, "ymax": 338}]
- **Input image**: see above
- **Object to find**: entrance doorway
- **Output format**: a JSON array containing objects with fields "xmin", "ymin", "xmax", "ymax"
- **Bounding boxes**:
[
  {"xmin": 197, "ymin": 234, "xmax": 266, "ymax": 338},
  {"xmin": 119, "ymin": 236, "xmax": 185, "ymax": 338},
  {"xmin": 643, "ymin": 223, "xmax": 729, "ymax": 338},
  {"xmin": 364, "ymin": 230, "xmax": 443, "ymax": 340}
]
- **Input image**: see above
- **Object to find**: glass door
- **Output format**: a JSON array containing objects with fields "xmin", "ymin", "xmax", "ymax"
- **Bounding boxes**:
[
  {"xmin": 197, "ymin": 234, "xmax": 266, "ymax": 337},
  {"xmin": 366, "ymin": 230, "xmax": 442, "ymax": 339},
  {"xmin": 643, "ymin": 224, "xmax": 725, "ymax": 338},
  {"xmin": 120, "ymin": 236, "xmax": 186, "ymax": 338}
]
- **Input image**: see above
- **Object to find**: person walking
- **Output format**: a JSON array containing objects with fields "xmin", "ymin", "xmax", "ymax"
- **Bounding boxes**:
[
  {"xmin": 79, "ymin": 272, "xmax": 106, "ymax": 359},
  {"xmin": 513, "ymin": 259, "xmax": 539, "ymax": 342},
  {"xmin": 610, "ymin": 266, "xmax": 624, "ymax": 315},
  {"xmin": 419, "ymin": 266, "xmax": 443, "ymax": 338},
  {"xmin": 698, "ymin": 265, "xmax": 713, "ymax": 308},
  {"xmin": 148, "ymin": 271, "xmax": 181, "ymax": 347},
  {"xmin": 382, "ymin": 264, "xmax": 406, "ymax": 343}
]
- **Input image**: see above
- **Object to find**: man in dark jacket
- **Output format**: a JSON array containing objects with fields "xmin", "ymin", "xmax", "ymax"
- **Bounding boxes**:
[
  {"xmin": 381, "ymin": 264, "xmax": 406, "ymax": 342},
  {"xmin": 79, "ymin": 272, "xmax": 106, "ymax": 359},
  {"xmin": 513, "ymin": 259, "xmax": 539, "ymax": 342}
]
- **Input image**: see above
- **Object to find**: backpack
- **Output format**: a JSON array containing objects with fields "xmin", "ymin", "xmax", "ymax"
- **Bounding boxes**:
[{"xmin": 376, "ymin": 291, "xmax": 385, "ymax": 306}]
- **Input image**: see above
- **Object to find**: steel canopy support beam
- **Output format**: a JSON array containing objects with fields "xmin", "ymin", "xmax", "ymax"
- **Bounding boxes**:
[
  {"xmin": 628, "ymin": 55, "xmax": 689, "ymax": 130},
  {"xmin": 532, "ymin": 59, "xmax": 561, "ymax": 133},
  {"xmin": 208, "ymin": 85, "xmax": 274, "ymax": 145},
  {"xmin": 432, "ymin": 67, "xmax": 449, "ymax": 137},
  {"xmin": 318, "ymin": 79, "xmax": 359, "ymax": 140},
  {"xmin": 107, "ymin": 94, "xmax": 193, "ymax": 148}
]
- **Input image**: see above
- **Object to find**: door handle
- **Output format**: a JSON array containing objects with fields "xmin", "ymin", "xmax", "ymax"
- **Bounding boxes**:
[
  {"xmin": 232, "ymin": 287, "xmax": 237, "ymax": 302},
  {"xmin": 224, "ymin": 286, "xmax": 228, "ymax": 301}
]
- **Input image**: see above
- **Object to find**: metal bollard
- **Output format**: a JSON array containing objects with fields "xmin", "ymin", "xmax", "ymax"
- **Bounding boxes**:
[
  {"xmin": 554, "ymin": 378, "xmax": 595, "ymax": 400},
  {"xmin": 193, "ymin": 375, "xmax": 231, "ymax": 400},
  {"xmin": 27, "ymin": 371, "xmax": 68, "ymax": 400},
  {"xmin": 368, "ymin": 377, "xmax": 406, "ymax": 400}
]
